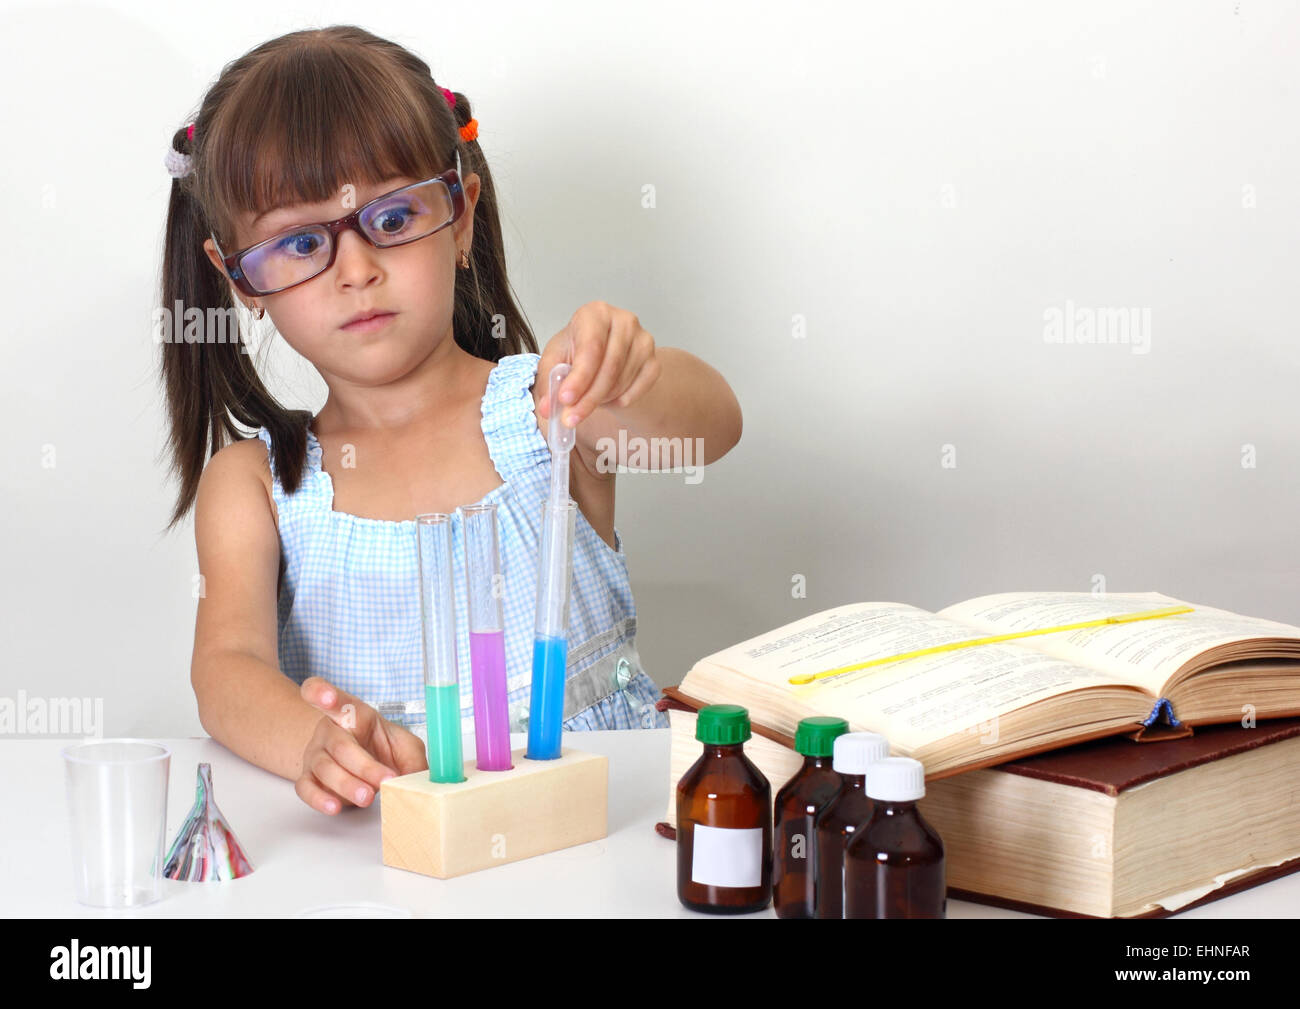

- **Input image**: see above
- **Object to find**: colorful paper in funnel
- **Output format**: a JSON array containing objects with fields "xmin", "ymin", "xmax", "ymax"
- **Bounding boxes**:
[{"xmin": 162, "ymin": 763, "xmax": 254, "ymax": 881}]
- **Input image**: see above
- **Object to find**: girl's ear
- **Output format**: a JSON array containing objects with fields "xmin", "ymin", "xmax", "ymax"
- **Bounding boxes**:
[
  {"xmin": 201, "ymin": 238, "xmax": 256, "ymax": 312},
  {"xmin": 454, "ymin": 172, "xmax": 481, "ymax": 242},
  {"xmin": 202, "ymin": 238, "xmax": 228, "ymax": 279}
]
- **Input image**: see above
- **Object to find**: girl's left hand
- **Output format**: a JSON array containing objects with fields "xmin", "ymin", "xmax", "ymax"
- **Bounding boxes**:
[{"xmin": 537, "ymin": 301, "xmax": 661, "ymax": 428}]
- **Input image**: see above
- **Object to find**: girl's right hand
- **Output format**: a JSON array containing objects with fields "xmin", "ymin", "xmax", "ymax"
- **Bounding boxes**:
[{"xmin": 294, "ymin": 676, "xmax": 429, "ymax": 815}]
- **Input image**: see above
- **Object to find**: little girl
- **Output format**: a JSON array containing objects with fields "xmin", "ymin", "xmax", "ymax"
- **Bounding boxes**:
[{"xmin": 158, "ymin": 26, "xmax": 742, "ymax": 815}]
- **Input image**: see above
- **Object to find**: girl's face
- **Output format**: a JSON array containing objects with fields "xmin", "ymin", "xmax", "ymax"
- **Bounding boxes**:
[{"xmin": 203, "ymin": 171, "xmax": 481, "ymax": 387}]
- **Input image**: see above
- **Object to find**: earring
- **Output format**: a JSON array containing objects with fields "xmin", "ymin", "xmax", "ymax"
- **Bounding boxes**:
[{"xmin": 459, "ymin": 248, "xmax": 470, "ymax": 269}]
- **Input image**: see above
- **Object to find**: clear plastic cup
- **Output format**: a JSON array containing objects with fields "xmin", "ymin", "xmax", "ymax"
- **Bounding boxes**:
[{"xmin": 62, "ymin": 739, "xmax": 171, "ymax": 908}]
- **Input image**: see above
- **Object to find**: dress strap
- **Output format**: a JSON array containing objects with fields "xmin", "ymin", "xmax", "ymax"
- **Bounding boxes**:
[
  {"xmin": 255, "ymin": 424, "xmax": 330, "ymax": 510},
  {"xmin": 302, "ymin": 426, "xmax": 325, "ymax": 474},
  {"xmin": 480, "ymin": 353, "xmax": 552, "ymax": 484}
]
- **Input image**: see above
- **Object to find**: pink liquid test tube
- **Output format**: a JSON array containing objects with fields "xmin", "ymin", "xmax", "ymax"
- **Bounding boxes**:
[{"xmin": 461, "ymin": 503, "xmax": 513, "ymax": 771}]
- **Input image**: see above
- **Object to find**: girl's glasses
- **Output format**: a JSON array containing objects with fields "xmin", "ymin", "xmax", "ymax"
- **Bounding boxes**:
[{"xmin": 212, "ymin": 150, "xmax": 466, "ymax": 297}]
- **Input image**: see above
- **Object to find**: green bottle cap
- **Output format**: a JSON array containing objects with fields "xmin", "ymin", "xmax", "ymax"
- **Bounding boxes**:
[
  {"xmin": 794, "ymin": 716, "xmax": 850, "ymax": 756},
  {"xmin": 696, "ymin": 704, "xmax": 751, "ymax": 745}
]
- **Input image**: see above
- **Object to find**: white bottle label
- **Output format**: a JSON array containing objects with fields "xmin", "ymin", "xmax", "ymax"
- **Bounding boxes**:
[{"xmin": 691, "ymin": 824, "xmax": 763, "ymax": 887}]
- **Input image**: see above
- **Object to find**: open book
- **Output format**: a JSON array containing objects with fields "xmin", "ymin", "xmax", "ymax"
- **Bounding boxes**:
[{"xmin": 674, "ymin": 591, "xmax": 1300, "ymax": 779}]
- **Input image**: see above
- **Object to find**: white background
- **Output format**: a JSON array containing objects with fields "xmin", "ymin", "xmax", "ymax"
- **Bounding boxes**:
[{"xmin": 2, "ymin": 1, "xmax": 1298, "ymax": 735}]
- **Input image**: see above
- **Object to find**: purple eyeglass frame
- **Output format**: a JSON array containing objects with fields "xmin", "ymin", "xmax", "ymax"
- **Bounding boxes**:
[{"xmin": 212, "ymin": 150, "xmax": 465, "ymax": 297}]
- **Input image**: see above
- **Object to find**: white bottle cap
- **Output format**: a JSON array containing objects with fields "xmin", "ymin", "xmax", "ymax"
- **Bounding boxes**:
[
  {"xmin": 831, "ymin": 732, "xmax": 889, "ymax": 774},
  {"xmin": 865, "ymin": 757, "xmax": 926, "ymax": 801}
]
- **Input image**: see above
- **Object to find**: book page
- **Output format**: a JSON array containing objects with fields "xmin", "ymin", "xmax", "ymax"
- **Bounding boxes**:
[
  {"xmin": 691, "ymin": 602, "xmax": 1133, "ymax": 751},
  {"xmin": 936, "ymin": 591, "xmax": 1300, "ymax": 694}
]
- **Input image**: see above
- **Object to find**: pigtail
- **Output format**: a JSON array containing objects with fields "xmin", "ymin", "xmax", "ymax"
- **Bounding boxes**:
[
  {"xmin": 157, "ymin": 121, "xmax": 311, "ymax": 535},
  {"xmin": 443, "ymin": 89, "xmax": 539, "ymax": 363}
]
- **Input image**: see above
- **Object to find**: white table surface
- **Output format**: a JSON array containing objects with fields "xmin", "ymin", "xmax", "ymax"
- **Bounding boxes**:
[{"xmin": 5, "ymin": 729, "xmax": 1297, "ymax": 918}]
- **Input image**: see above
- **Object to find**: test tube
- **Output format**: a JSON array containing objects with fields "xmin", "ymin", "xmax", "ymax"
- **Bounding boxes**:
[
  {"xmin": 416, "ymin": 513, "xmax": 464, "ymax": 783},
  {"xmin": 527, "ymin": 497, "xmax": 577, "ymax": 760},
  {"xmin": 462, "ymin": 503, "xmax": 513, "ymax": 771}
]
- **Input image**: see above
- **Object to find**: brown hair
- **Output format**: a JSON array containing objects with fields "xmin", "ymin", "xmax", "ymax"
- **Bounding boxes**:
[{"xmin": 158, "ymin": 25, "xmax": 537, "ymax": 534}]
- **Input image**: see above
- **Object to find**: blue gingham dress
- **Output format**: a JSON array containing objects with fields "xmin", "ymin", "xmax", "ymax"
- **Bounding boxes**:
[{"xmin": 254, "ymin": 352, "xmax": 669, "ymax": 739}]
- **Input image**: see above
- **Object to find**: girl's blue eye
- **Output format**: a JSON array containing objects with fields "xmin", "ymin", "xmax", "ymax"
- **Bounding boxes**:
[
  {"xmin": 274, "ymin": 231, "xmax": 325, "ymax": 258},
  {"xmin": 371, "ymin": 204, "xmax": 416, "ymax": 236}
]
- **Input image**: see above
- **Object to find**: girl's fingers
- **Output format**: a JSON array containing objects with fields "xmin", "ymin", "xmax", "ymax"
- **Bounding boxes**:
[
  {"xmin": 301, "ymin": 675, "xmax": 338, "ymax": 708},
  {"xmin": 324, "ymin": 725, "xmax": 397, "ymax": 793},
  {"xmin": 608, "ymin": 338, "xmax": 653, "ymax": 407},
  {"xmin": 536, "ymin": 337, "xmax": 577, "ymax": 419},
  {"xmin": 310, "ymin": 746, "xmax": 382, "ymax": 808},
  {"xmin": 390, "ymin": 724, "xmax": 431, "ymax": 774},
  {"xmin": 295, "ymin": 772, "xmax": 342, "ymax": 815},
  {"xmin": 556, "ymin": 307, "xmax": 609, "ymax": 414},
  {"xmin": 367, "ymin": 715, "xmax": 427, "ymax": 776},
  {"xmin": 300, "ymin": 677, "xmax": 364, "ymax": 728},
  {"xmin": 295, "ymin": 717, "xmax": 395, "ymax": 813},
  {"xmin": 612, "ymin": 355, "xmax": 660, "ymax": 408},
  {"xmin": 566, "ymin": 333, "xmax": 628, "ymax": 427}
]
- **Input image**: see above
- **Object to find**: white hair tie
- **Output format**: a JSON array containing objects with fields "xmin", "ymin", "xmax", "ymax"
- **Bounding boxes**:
[{"xmin": 165, "ymin": 122, "xmax": 196, "ymax": 179}]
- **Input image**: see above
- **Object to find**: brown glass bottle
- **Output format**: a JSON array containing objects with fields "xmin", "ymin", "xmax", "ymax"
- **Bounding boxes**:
[
  {"xmin": 773, "ymin": 716, "xmax": 848, "ymax": 918},
  {"xmin": 813, "ymin": 732, "xmax": 890, "ymax": 918},
  {"xmin": 676, "ymin": 704, "xmax": 772, "ymax": 914},
  {"xmin": 844, "ymin": 757, "xmax": 946, "ymax": 918}
]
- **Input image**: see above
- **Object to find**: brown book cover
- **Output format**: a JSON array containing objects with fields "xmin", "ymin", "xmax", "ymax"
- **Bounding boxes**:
[{"xmin": 654, "ymin": 688, "xmax": 1300, "ymax": 917}]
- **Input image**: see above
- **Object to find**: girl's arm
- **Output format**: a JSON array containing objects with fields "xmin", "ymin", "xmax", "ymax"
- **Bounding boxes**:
[
  {"xmin": 576, "ymin": 346, "xmax": 743, "ymax": 468},
  {"xmin": 537, "ymin": 303, "xmax": 743, "ymax": 470},
  {"xmin": 189, "ymin": 440, "xmax": 326, "ymax": 781}
]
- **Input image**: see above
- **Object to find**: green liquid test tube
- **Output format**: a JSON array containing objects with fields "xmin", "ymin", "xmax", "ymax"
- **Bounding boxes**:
[
  {"xmin": 415, "ymin": 513, "xmax": 464, "ymax": 783},
  {"xmin": 424, "ymin": 683, "xmax": 463, "ymax": 782}
]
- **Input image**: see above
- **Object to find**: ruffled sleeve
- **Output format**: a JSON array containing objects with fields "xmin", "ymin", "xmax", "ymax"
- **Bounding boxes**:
[
  {"xmin": 254, "ymin": 424, "xmax": 327, "ymax": 508},
  {"xmin": 254, "ymin": 427, "xmax": 284, "ymax": 505},
  {"xmin": 255, "ymin": 427, "xmax": 274, "ymax": 469},
  {"xmin": 304, "ymin": 428, "xmax": 323, "ymax": 471},
  {"xmin": 480, "ymin": 353, "xmax": 552, "ymax": 484}
]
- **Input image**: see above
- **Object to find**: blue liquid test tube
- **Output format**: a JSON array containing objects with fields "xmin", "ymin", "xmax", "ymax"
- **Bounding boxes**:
[
  {"xmin": 527, "ymin": 497, "xmax": 577, "ymax": 760},
  {"xmin": 415, "ymin": 513, "xmax": 464, "ymax": 783}
]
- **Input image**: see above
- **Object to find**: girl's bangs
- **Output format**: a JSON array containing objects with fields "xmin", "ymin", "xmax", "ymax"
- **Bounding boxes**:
[{"xmin": 205, "ymin": 50, "xmax": 445, "ymax": 244}]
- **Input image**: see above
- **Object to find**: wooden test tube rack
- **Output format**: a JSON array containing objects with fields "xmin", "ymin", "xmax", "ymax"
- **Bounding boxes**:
[{"xmin": 379, "ymin": 746, "xmax": 608, "ymax": 879}]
